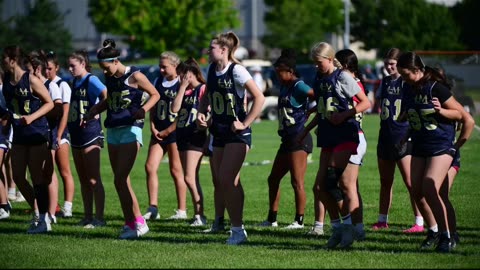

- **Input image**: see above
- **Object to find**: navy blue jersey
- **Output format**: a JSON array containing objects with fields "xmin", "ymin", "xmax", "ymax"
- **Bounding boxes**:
[
  {"xmin": 68, "ymin": 74, "xmax": 104, "ymax": 147},
  {"xmin": 104, "ymin": 66, "xmax": 145, "ymax": 128},
  {"xmin": 2, "ymin": 72, "xmax": 49, "ymax": 144},
  {"xmin": 405, "ymin": 81, "xmax": 456, "ymax": 156},
  {"xmin": 152, "ymin": 75, "xmax": 178, "ymax": 131},
  {"xmin": 378, "ymin": 76, "xmax": 410, "ymax": 145},
  {"xmin": 312, "ymin": 69, "xmax": 358, "ymax": 147},
  {"xmin": 206, "ymin": 63, "xmax": 251, "ymax": 138},
  {"xmin": 176, "ymin": 83, "xmax": 204, "ymax": 140},
  {"xmin": 278, "ymin": 79, "xmax": 309, "ymax": 138}
]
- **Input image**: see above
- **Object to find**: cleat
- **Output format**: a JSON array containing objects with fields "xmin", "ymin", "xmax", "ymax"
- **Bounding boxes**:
[
  {"xmin": 435, "ymin": 233, "xmax": 452, "ymax": 253},
  {"xmin": 258, "ymin": 220, "xmax": 278, "ymax": 227},
  {"xmin": 403, "ymin": 224, "xmax": 424, "ymax": 234},
  {"xmin": 0, "ymin": 208, "xmax": 10, "ymax": 220},
  {"xmin": 420, "ymin": 229, "xmax": 440, "ymax": 250},
  {"xmin": 77, "ymin": 218, "xmax": 93, "ymax": 227},
  {"xmin": 372, "ymin": 221, "xmax": 389, "ymax": 230},
  {"xmin": 203, "ymin": 218, "xmax": 226, "ymax": 233},
  {"xmin": 354, "ymin": 228, "xmax": 366, "ymax": 241},
  {"xmin": 284, "ymin": 221, "xmax": 304, "ymax": 230},
  {"xmin": 27, "ymin": 215, "xmax": 51, "ymax": 234},
  {"xmin": 84, "ymin": 219, "xmax": 107, "ymax": 229},
  {"xmin": 119, "ymin": 222, "xmax": 149, "ymax": 240},
  {"xmin": 306, "ymin": 226, "xmax": 324, "ymax": 236},
  {"xmin": 143, "ymin": 206, "xmax": 160, "ymax": 220},
  {"xmin": 167, "ymin": 209, "xmax": 187, "ymax": 220},
  {"xmin": 226, "ymin": 228, "xmax": 248, "ymax": 245},
  {"xmin": 190, "ymin": 215, "xmax": 207, "ymax": 227}
]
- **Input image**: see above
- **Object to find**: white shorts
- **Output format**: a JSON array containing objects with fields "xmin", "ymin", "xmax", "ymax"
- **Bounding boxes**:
[{"xmin": 349, "ymin": 132, "xmax": 366, "ymax": 165}]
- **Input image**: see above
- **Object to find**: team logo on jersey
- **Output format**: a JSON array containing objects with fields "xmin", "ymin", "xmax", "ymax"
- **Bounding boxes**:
[
  {"xmin": 387, "ymin": 86, "xmax": 401, "ymax": 95},
  {"xmin": 16, "ymin": 88, "xmax": 29, "ymax": 96},
  {"xmin": 163, "ymin": 89, "xmax": 177, "ymax": 98},
  {"xmin": 184, "ymin": 96, "xmax": 197, "ymax": 105},
  {"xmin": 76, "ymin": 88, "xmax": 86, "ymax": 97},
  {"xmin": 217, "ymin": 78, "xmax": 233, "ymax": 89},
  {"xmin": 414, "ymin": 94, "xmax": 429, "ymax": 104},
  {"xmin": 318, "ymin": 82, "xmax": 333, "ymax": 93}
]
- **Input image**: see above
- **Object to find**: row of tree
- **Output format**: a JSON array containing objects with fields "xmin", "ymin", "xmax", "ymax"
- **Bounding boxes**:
[{"xmin": 0, "ymin": 0, "xmax": 478, "ymax": 67}]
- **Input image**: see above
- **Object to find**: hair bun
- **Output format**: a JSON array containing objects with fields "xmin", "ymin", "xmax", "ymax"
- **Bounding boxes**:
[{"xmin": 103, "ymin": 39, "xmax": 116, "ymax": 49}]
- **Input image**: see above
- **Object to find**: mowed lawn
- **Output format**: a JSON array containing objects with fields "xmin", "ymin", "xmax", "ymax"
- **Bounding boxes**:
[{"xmin": 1, "ymin": 114, "xmax": 480, "ymax": 268}]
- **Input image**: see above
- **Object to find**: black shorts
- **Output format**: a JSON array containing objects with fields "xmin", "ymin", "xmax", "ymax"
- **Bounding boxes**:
[
  {"xmin": 177, "ymin": 130, "xmax": 207, "ymax": 152},
  {"xmin": 212, "ymin": 132, "xmax": 252, "ymax": 148},
  {"xmin": 278, "ymin": 132, "xmax": 313, "ymax": 154},
  {"xmin": 377, "ymin": 141, "xmax": 412, "ymax": 161}
]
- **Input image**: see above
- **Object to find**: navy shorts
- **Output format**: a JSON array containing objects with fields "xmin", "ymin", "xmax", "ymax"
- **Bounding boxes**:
[
  {"xmin": 377, "ymin": 141, "xmax": 412, "ymax": 161},
  {"xmin": 278, "ymin": 132, "xmax": 313, "ymax": 154}
]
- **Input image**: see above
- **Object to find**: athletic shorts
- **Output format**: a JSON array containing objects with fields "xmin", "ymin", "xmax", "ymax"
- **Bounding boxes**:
[
  {"xmin": 278, "ymin": 132, "xmax": 313, "ymax": 154},
  {"xmin": 107, "ymin": 126, "xmax": 143, "ymax": 146},
  {"xmin": 377, "ymin": 140, "xmax": 412, "ymax": 161},
  {"xmin": 71, "ymin": 137, "xmax": 104, "ymax": 149},
  {"xmin": 349, "ymin": 132, "xmax": 367, "ymax": 165},
  {"xmin": 212, "ymin": 132, "xmax": 251, "ymax": 148},
  {"xmin": 177, "ymin": 130, "xmax": 207, "ymax": 152}
]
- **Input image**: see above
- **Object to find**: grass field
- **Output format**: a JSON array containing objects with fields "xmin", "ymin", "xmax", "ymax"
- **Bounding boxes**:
[{"xmin": 2, "ymin": 114, "xmax": 480, "ymax": 268}]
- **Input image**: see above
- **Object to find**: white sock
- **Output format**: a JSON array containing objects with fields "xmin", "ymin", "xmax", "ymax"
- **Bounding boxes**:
[
  {"xmin": 378, "ymin": 214, "xmax": 388, "ymax": 223},
  {"xmin": 430, "ymin": 224, "xmax": 438, "ymax": 232},
  {"xmin": 415, "ymin": 216, "xmax": 424, "ymax": 226},
  {"xmin": 8, "ymin": 188, "xmax": 15, "ymax": 196},
  {"xmin": 64, "ymin": 201, "xmax": 73, "ymax": 211},
  {"xmin": 314, "ymin": 221, "xmax": 324, "ymax": 228}
]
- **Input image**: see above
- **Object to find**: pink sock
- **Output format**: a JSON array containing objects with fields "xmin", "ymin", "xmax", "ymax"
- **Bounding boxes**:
[
  {"xmin": 135, "ymin": 216, "xmax": 145, "ymax": 225},
  {"xmin": 126, "ymin": 221, "xmax": 135, "ymax": 230}
]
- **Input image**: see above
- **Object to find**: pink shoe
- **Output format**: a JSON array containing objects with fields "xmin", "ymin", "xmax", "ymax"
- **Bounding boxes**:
[
  {"xmin": 403, "ymin": 224, "xmax": 424, "ymax": 234},
  {"xmin": 372, "ymin": 222, "xmax": 389, "ymax": 230}
]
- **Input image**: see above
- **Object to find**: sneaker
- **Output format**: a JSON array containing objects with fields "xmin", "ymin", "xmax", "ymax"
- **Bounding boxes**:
[
  {"xmin": 284, "ymin": 221, "xmax": 304, "ymax": 230},
  {"xmin": 258, "ymin": 220, "xmax": 278, "ymax": 227},
  {"xmin": 143, "ymin": 206, "xmax": 160, "ymax": 220},
  {"xmin": 167, "ymin": 209, "xmax": 187, "ymax": 220},
  {"xmin": 27, "ymin": 215, "xmax": 52, "ymax": 234},
  {"xmin": 77, "ymin": 218, "xmax": 93, "ymax": 227},
  {"xmin": 119, "ymin": 222, "xmax": 149, "ymax": 240},
  {"xmin": 84, "ymin": 219, "xmax": 107, "ymax": 229},
  {"xmin": 190, "ymin": 215, "xmax": 207, "ymax": 227},
  {"xmin": 226, "ymin": 228, "xmax": 248, "ymax": 245},
  {"xmin": 435, "ymin": 233, "xmax": 452, "ymax": 253},
  {"xmin": 7, "ymin": 193, "xmax": 16, "ymax": 201},
  {"xmin": 203, "ymin": 219, "xmax": 226, "ymax": 233},
  {"xmin": 15, "ymin": 192, "xmax": 26, "ymax": 202},
  {"xmin": 372, "ymin": 221, "xmax": 389, "ymax": 230},
  {"xmin": 57, "ymin": 208, "xmax": 73, "ymax": 218},
  {"xmin": 339, "ymin": 224, "xmax": 354, "ymax": 248},
  {"xmin": 55, "ymin": 204, "xmax": 62, "ymax": 216},
  {"xmin": 420, "ymin": 229, "xmax": 440, "ymax": 250},
  {"xmin": 451, "ymin": 231, "xmax": 460, "ymax": 249},
  {"xmin": 354, "ymin": 228, "xmax": 366, "ymax": 241},
  {"xmin": 0, "ymin": 208, "xmax": 10, "ymax": 220},
  {"xmin": 50, "ymin": 214, "xmax": 57, "ymax": 224},
  {"xmin": 326, "ymin": 226, "xmax": 343, "ymax": 249},
  {"xmin": 403, "ymin": 224, "xmax": 424, "ymax": 234},
  {"xmin": 306, "ymin": 226, "xmax": 324, "ymax": 236}
]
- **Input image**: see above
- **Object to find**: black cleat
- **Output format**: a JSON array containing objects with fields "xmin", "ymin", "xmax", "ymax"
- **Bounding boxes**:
[
  {"xmin": 420, "ymin": 229, "xmax": 439, "ymax": 250},
  {"xmin": 436, "ymin": 233, "xmax": 452, "ymax": 253}
]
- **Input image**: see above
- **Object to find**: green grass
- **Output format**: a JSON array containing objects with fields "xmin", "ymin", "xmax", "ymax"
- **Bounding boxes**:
[{"xmin": 2, "ymin": 115, "xmax": 480, "ymax": 268}]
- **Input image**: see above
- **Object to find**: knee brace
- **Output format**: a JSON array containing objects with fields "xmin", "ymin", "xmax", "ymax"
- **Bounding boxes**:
[{"xmin": 325, "ymin": 167, "xmax": 344, "ymax": 202}]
